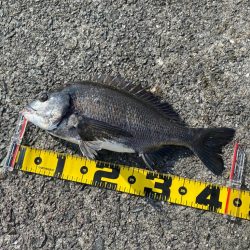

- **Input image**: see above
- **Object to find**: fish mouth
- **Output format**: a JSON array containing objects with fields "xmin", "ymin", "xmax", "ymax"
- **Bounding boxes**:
[{"xmin": 21, "ymin": 105, "xmax": 37, "ymax": 114}]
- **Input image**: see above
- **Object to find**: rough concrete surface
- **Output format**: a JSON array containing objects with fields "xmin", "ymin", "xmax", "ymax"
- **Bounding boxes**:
[{"xmin": 1, "ymin": 0, "xmax": 250, "ymax": 249}]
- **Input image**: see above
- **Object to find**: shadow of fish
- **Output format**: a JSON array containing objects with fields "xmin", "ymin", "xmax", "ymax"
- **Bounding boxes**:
[{"xmin": 22, "ymin": 75, "xmax": 235, "ymax": 175}]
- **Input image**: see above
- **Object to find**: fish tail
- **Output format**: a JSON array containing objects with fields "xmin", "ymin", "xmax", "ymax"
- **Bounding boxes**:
[{"xmin": 190, "ymin": 127, "xmax": 235, "ymax": 175}]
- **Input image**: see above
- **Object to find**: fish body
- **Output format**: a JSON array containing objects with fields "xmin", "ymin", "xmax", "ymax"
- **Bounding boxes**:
[
  {"xmin": 23, "ymin": 76, "xmax": 235, "ymax": 175},
  {"xmin": 57, "ymin": 82, "xmax": 190, "ymax": 151}
]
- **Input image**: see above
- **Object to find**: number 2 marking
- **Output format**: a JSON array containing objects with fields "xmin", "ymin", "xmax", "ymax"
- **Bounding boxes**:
[{"xmin": 93, "ymin": 162, "xmax": 120, "ymax": 190}]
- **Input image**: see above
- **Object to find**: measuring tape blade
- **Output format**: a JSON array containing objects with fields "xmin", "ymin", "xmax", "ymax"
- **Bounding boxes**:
[{"xmin": 14, "ymin": 145, "xmax": 250, "ymax": 221}]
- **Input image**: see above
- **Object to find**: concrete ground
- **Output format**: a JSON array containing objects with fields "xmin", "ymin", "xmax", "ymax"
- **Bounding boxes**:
[{"xmin": 0, "ymin": 0, "xmax": 249, "ymax": 249}]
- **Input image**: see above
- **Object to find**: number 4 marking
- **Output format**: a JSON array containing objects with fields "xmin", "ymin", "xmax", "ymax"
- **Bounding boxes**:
[{"xmin": 196, "ymin": 185, "xmax": 222, "ymax": 212}]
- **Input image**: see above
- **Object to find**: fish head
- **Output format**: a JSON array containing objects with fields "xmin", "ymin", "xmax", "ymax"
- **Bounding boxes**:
[{"xmin": 22, "ymin": 91, "xmax": 70, "ymax": 130}]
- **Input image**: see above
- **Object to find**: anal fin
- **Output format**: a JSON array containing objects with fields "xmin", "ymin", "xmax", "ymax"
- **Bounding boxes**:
[{"xmin": 142, "ymin": 146, "xmax": 181, "ymax": 170}]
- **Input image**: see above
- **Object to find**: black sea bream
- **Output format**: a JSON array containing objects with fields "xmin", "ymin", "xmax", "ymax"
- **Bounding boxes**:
[{"xmin": 22, "ymin": 76, "xmax": 235, "ymax": 175}]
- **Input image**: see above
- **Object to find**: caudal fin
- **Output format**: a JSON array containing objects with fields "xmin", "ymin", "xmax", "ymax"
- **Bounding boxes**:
[{"xmin": 191, "ymin": 128, "xmax": 235, "ymax": 175}]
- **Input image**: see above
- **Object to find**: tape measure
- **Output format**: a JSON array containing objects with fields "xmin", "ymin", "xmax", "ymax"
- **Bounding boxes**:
[
  {"xmin": 11, "ymin": 145, "xmax": 248, "ymax": 220},
  {"xmin": 2, "ymin": 114, "xmax": 249, "ymax": 221}
]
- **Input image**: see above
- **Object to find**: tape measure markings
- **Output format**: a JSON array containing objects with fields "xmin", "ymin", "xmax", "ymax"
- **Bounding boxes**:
[{"xmin": 14, "ymin": 145, "xmax": 250, "ymax": 220}]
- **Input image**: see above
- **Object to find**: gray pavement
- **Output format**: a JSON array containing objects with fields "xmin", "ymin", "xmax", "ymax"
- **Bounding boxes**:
[{"xmin": 0, "ymin": 0, "xmax": 250, "ymax": 249}]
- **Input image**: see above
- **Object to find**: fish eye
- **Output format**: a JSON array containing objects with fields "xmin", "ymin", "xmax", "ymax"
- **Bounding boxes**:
[{"xmin": 39, "ymin": 93, "xmax": 49, "ymax": 102}]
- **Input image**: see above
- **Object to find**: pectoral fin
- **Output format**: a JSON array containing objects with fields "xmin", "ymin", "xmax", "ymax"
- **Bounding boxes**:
[
  {"xmin": 76, "ymin": 115, "xmax": 133, "ymax": 159},
  {"xmin": 77, "ymin": 116, "xmax": 133, "ymax": 141}
]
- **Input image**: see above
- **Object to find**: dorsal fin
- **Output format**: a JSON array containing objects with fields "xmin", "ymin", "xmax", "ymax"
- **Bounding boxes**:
[{"xmin": 88, "ymin": 74, "xmax": 185, "ymax": 125}]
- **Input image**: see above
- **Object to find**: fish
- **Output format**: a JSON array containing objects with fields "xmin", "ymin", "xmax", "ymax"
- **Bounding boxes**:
[{"xmin": 22, "ymin": 76, "xmax": 235, "ymax": 175}]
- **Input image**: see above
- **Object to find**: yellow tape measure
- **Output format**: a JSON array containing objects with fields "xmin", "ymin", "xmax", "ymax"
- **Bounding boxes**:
[{"xmin": 14, "ymin": 145, "xmax": 250, "ymax": 220}]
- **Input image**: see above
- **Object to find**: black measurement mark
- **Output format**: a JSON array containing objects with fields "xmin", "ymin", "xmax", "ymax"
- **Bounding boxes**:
[
  {"xmin": 34, "ymin": 157, "xmax": 42, "ymax": 165},
  {"xmin": 15, "ymin": 147, "xmax": 26, "ymax": 169},
  {"xmin": 144, "ymin": 172, "xmax": 172, "ymax": 201},
  {"xmin": 54, "ymin": 155, "xmax": 66, "ymax": 178},
  {"xmin": 196, "ymin": 185, "xmax": 222, "ymax": 212},
  {"xmin": 233, "ymin": 198, "xmax": 242, "ymax": 207},
  {"xmin": 179, "ymin": 186, "xmax": 187, "ymax": 195},
  {"xmin": 80, "ymin": 166, "xmax": 88, "ymax": 174},
  {"xmin": 128, "ymin": 176, "xmax": 136, "ymax": 184},
  {"xmin": 96, "ymin": 161, "xmax": 120, "ymax": 169}
]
